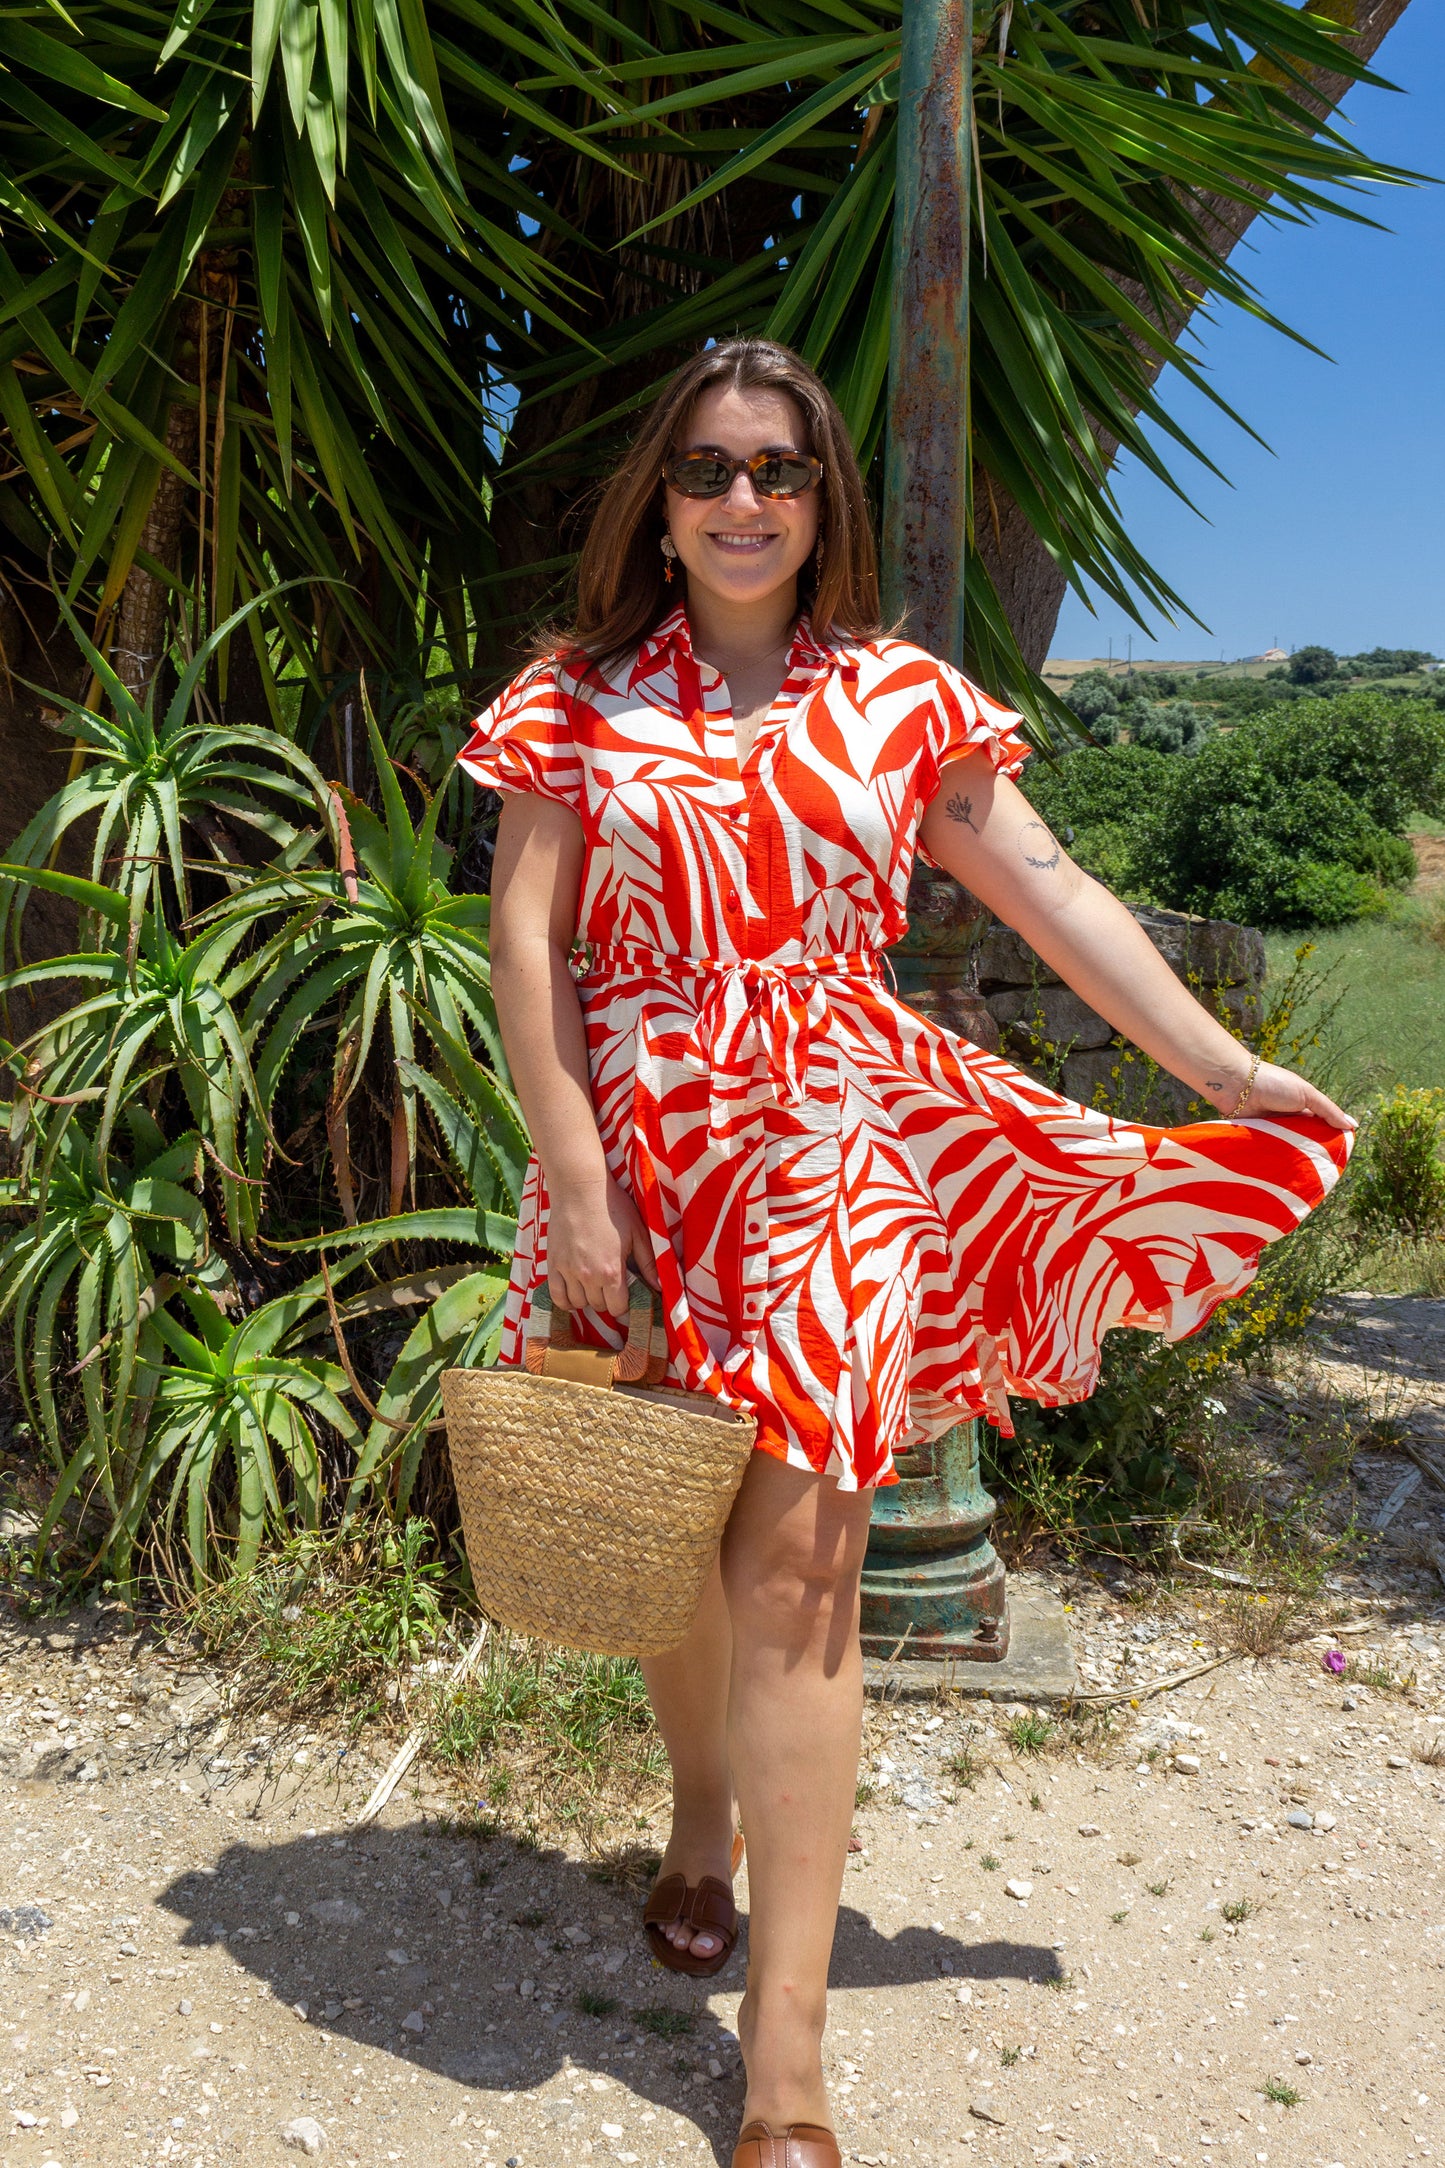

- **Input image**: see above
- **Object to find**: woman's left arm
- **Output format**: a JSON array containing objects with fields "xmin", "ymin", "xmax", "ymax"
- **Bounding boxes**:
[{"xmin": 918, "ymin": 750, "xmax": 1354, "ymax": 1133}]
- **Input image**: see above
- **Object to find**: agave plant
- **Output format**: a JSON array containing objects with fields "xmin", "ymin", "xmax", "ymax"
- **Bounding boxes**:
[
  {"xmin": 205, "ymin": 699, "xmax": 510, "ymax": 1220},
  {"xmin": 0, "ymin": 1112, "xmax": 231, "ymax": 1499},
  {"xmin": 0, "ymin": 587, "xmax": 333, "ymax": 963},
  {"xmin": 0, "ymin": 865, "xmax": 270, "ymax": 1240},
  {"xmin": 281, "ymin": 1044, "xmax": 523, "ymax": 1510},
  {"xmin": 113, "ymin": 1281, "xmax": 363, "ymax": 1586}
]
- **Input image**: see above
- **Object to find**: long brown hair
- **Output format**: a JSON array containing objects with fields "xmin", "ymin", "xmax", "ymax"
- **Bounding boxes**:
[{"xmin": 548, "ymin": 339, "xmax": 880, "ymax": 676}]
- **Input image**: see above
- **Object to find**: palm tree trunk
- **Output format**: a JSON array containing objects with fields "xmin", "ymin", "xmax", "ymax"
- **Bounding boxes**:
[
  {"xmin": 977, "ymin": 0, "xmax": 1414, "ymax": 670},
  {"xmin": 111, "ymin": 387, "xmax": 196, "ymax": 704}
]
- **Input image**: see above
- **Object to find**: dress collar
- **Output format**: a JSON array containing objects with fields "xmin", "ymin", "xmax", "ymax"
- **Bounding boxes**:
[{"xmin": 631, "ymin": 604, "xmax": 850, "ymax": 692}]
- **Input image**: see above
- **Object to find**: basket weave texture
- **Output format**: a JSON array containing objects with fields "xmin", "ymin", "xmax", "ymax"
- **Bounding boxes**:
[{"xmin": 441, "ymin": 1366, "xmax": 757, "ymax": 1657}]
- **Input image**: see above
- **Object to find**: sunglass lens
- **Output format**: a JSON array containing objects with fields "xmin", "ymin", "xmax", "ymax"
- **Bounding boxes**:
[
  {"xmin": 668, "ymin": 455, "xmax": 733, "ymax": 497},
  {"xmin": 753, "ymin": 455, "xmax": 816, "ymax": 497}
]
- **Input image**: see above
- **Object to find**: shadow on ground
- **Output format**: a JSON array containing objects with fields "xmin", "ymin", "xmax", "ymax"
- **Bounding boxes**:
[{"xmin": 157, "ymin": 1823, "xmax": 1063, "ymax": 2158}]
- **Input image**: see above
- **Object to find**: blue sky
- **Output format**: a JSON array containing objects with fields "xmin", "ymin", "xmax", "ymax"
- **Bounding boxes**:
[{"xmin": 1048, "ymin": 4, "xmax": 1444, "ymax": 664}]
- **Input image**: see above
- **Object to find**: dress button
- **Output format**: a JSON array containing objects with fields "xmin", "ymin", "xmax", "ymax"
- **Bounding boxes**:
[{"xmin": 725, "ymin": 888, "xmax": 740, "ymax": 910}]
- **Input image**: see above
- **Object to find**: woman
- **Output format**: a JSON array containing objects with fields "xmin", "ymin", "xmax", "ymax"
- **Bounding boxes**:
[{"xmin": 459, "ymin": 338, "xmax": 1352, "ymax": 2168}]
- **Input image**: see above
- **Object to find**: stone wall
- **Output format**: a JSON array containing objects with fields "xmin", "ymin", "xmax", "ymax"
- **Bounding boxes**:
[
  {"xmin": 891, "ymin": 868, "xmax": 1267, "ymax": 1121},
  {"xmin": 976, "ymin": 907, "xmax": 1266, "ymax": 1119}
]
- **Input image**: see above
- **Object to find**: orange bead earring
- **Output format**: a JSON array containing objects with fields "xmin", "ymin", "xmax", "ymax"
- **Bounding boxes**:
[{"xmin": 661, "ymin": 532, "xmax": 678, "ymax": 584}]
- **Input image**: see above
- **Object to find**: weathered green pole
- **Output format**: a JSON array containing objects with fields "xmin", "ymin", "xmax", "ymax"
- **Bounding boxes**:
[
  {"xmin": 880, "ymin": 0, "xmax": 972, "ymax": 662},
  {"xmin": 864, "ymin": 0, "xmax": 1010, "ymax": 1662}
]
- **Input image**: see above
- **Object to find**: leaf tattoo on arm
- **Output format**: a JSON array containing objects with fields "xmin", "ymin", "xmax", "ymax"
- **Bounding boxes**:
[
  {"xmin": 1018, "ymin": 820, "xmax": 1061, "ymax": 871},
  {"xmin": 944, "ymin": 791, "xmax": 979, "ymax": 832}
]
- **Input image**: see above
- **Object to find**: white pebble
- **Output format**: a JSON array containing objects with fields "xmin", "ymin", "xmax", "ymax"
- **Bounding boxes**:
[
  {"xmin": 402, "ymin": 2009, "xmax": 425, "ymax": 2034},
  {"xmin": 1174, "ymin": 1753, "xmax": 1202, "ymax": 1776},
  {"xmin": 1004, "ymin": 1878, "xmax": 1033, "ymax": 1901},
  {"xmin": 281, "ymin": 2114, "xmax": 327, "ymax": 2155}
]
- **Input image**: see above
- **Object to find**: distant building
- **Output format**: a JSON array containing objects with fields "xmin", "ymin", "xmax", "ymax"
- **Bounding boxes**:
[{"xmin": 1253, "ymin": 648, "xmax": 1288, "ymax": 662}]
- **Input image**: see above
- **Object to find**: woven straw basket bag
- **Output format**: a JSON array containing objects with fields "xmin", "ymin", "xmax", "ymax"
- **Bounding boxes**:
[{"xmin": 441, "ymin": 1278, "xmax": 757, "ymax": 1658}]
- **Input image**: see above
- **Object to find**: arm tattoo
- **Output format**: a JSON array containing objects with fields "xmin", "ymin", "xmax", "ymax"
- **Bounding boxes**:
[
  {"xmin": 1018, "ymin": 820, "xmax": 1061, "ymax": 871},
  {"xmin": 944, "ymin": 791, "xmax": 979, "ymax": 832}
]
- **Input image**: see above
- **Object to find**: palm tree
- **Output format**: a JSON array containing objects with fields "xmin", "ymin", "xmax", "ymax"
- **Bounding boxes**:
[{"xmin": 0, "ymin": 0, "xmax": 1415, "ymax": 737}]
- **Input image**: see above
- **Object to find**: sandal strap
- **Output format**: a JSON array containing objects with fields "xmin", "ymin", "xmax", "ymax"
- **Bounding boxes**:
[
  {"xmin": 682, "ymin": 1876, "xmax": 737, "ymax": 1935},
  {"xmin": 731, "ymin": 2122, "xmax": 840, "ymax": 2168},
  {"xmin": 642, "ymin": 1873, "xmax": 689, "ymax": 1929}
]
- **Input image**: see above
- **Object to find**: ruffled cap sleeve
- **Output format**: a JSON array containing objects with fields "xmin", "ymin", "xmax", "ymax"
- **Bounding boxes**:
[
  {"xmin": 926, "ymin": 656, "xmax": 1032, "ymax": 790},
  {"xmin": 457, "ymin": 662, "xmax": 582, "ymax": 809}
]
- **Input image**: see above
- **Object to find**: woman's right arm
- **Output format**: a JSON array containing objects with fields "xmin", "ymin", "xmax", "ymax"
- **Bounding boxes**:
[{"xmin": 488, "ymin": 792, "xmax": 661, "ymax": 1314}]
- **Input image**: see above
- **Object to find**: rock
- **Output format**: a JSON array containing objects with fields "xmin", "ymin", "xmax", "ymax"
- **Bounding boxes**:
[
  {"xmin": 519, "ymin": 1977, "xmax": 535, "ymax": 2000},
  {"xmin": 707, "ymin": 2058, "xmax": 724, "ymax": 2078},
  {"xmin": 281, "ymin": 2115, "xmax": 327, "ymax": 2155},
  {"xmin": 0, "ymin": 1904, "xmax": 53, "ymax": 1939},
  {"xmin": 117, "ymin": 1939, "xmax": 138, "ymax": 1956},
  {"xmin": 1174, "ymin": 1754, "xmax": 1202, "ymax": 1775},
  {"xmin": 59, "ymin": 2105, "xmax": 79, "ymax": 2128},
  {"xmin": 1314, "ymin": 1810, "xmax": 1336, "ymax": 1831},
  {"xmin": 385, "ymin": 1948, "xmax": 409, "ymax": 1965},
  {"xmin": 1386, "ymin": 1754, "xmax": 1409, "ymax": 1770},
  {"xmin": 178, "ymin": 1999, "xmax": 193, "ymax": 2016},
  {"xmin": 976, "ymin": 923, "xmax": 1062, "ymax": 989},
  {"xmin": 1077, "ymin": 1823, "xmax": 1101, "ymax": 1837},
  {"xmin": 1004, "ymin": 1879, "xmax": 1033, "ymax": 1901},
  {"xmin": 601, "ymin": 2123, "xmax": 624, "ymax": 2139},
  {"xmin": 72, "ymin": 1990, "xmax": 90, "ymax": 2014},
  {"xmin": 1295, "ymin": 2050, "xmax": 1313, "ymax": 2065},
  {"xmin": 900, "ymin": 1780, "xmax": 939, "ymax": 1812},
  {"xmin": 1132, "ymin": 907, "xmax": 1265, "ymax": 989},
  {"xmin": 991, "ymin": 984, "xmax": 1116, "ymax": 1052},
  {"xmin": 309, "ymin": 1899, "xmax": 362, "ymax": 1928},
  {"xmin": 1286, "ymin": 1810, "xmax": 1314, "ymax": 1831},
  {"xmin": 401, "ymin": 2010, "xmax": 425, "ymax": 2034},
  {"xmin": 71, "ymin": 1758, "xmax": 104, "ymax": 1783},
  {"xmin": 969, "ymin": 2098, "xmax": 1007, "ymax": 2125},
  {"xmin": 955, "ymin": 1984, "xmax": 973, "ymax": 2005}
]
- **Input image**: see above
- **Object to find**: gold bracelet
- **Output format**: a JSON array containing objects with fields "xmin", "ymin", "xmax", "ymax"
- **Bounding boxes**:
[{"xmin": 1229, "ymin": 1051, "xmax": 1262, "ymax": 1119}]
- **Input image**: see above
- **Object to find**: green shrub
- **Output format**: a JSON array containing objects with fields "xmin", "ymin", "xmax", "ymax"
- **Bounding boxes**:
[
  {"xmin": 1350, "ymin": 1087, "xmax": 1445, "ymax": 1241},
  {"xmin": 1130, "ymin": 694, "xmax": 1445, "ymax": 927},
  {"xmin": 1024, "ymin": 744, "xmax": 1170, "ymax": 899}
]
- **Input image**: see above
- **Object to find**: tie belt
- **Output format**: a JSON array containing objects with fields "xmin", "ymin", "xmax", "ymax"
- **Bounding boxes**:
[{"xmin": 582, "ymin": 944, "xmax": 883, "ymax": 1140}]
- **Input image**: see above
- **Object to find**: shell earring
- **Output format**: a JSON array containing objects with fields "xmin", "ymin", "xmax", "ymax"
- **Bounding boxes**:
[{"xmin": 661, "ymin": 532, "xmax": 678, "ymax": 584}]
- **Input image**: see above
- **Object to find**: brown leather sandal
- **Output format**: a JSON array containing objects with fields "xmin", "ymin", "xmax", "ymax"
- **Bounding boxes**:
[
  {"xmin": 730, "ymin": 2121, "xmax": 841, "ymax": 2168},
  {"xmin": 643, "ymin": 1829, "xmax": 744, "ymax": 1978}
]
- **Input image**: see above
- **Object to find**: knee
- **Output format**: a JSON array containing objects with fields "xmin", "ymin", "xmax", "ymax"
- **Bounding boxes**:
[{"xmin": 721, "ymin": 1521, "xmax": 863, "ymax": 1650}]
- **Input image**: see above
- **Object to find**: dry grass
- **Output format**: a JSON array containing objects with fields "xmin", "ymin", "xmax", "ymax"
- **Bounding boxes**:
[{"xmin": 1220, "ymin": 1592, "xmax": 1302, "ymax": 1659}]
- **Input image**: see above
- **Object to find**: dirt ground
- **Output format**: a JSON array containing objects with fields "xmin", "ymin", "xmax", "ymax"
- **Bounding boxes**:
[
  {"xmin": 2, "ymin": 1298, "xmax": 1444, "ymax": 2168},
  {"xmin": 1409, "ymin": 834, "xmax": 1445, "ymax": 894}
]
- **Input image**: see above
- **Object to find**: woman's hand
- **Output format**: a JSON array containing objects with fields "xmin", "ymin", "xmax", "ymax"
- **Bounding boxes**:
[
  {"xmin": 545, "ymin": 1173, "xmax": 662, "ymax": 1316},
  {"xmin": 1199, "ymin": 1058, "xmax": 1355, "ymax": 1134}
]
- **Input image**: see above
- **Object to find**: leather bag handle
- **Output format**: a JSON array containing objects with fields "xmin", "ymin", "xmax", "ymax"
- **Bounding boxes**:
[{"xmin": 523, "ymin": 1274, "xmax": 666, "ymax": 1388}]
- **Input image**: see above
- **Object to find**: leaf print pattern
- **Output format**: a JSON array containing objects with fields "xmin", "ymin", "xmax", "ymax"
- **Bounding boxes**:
[{"xmin": 458, "ymin": 606, "xmax": 1348, "ymax": 1489}]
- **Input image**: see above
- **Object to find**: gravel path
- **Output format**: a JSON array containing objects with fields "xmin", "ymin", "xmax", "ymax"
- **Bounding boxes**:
[
  {"xmin": 1, "ymin": 1587, "xmax": 1442, "ymax": 2168},
  {"xmin": 2, "ymin": 1297, "xmax": 1444, "ymax": 2168}
]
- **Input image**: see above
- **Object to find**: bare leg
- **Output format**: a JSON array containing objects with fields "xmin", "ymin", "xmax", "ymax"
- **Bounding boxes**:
[
  {"xmin": 638, "ymin": 1557, "xmax": 737, "ymax": 1961},
  {"xmin": 721, "ymin": 1452, "xmax": 873, "ymax": 2134}
]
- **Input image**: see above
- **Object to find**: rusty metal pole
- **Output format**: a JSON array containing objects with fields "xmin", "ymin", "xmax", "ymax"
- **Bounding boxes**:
[
  {"xmin": 880, "ymin": 0, "xmax": 971, "ymax": 660},
  {"xmin": 863, "ymin": 0, "xmax": 1010, "ymax": 1663}
]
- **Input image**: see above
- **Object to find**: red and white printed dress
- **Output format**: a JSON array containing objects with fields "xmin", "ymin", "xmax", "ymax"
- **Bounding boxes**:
[{"xmin": 458, "ymin": 606, "xmax": 1347, "ymax": 1490}]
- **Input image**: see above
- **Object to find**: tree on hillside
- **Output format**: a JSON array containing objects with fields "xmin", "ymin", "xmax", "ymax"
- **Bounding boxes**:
[{"xmin": 1289, "ymin": 645, "xmax": 1342, "ymax": 684}]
